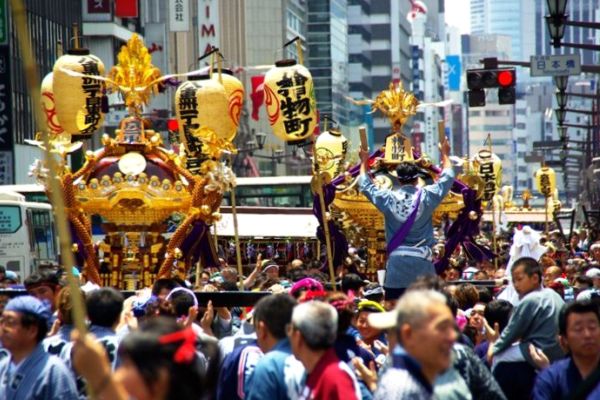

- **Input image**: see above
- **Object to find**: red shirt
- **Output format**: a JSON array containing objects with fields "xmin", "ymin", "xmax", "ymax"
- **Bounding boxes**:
[{"xmin": 302, "ymin": 348, "xmax": 359, "ymax": 400}]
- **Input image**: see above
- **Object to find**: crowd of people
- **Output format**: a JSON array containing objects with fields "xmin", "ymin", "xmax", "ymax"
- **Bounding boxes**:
[
  {"xmin": 0, "ymin": 229, "xmax": 598, "ymax": 399},
  {"xmin": 0, "ymin": 136, "xmax": 599, "ymax": 399}
]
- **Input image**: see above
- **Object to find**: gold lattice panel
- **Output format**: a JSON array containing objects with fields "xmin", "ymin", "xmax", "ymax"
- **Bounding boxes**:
[
  {"xmin": 75, "ymin": 172, "xmax": 192, "ymax": 225},
  {"xmin": 332, "ymin": 190, "xmax": 384, "ymax": 230}
]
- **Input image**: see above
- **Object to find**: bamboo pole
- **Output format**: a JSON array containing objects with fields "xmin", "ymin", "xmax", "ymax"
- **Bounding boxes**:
[
  {"xmin": 195, "ymin": 260, "xmax": 202, "ymax": 289},
  {"xmin": 229, "ymin": 154, "xmax": 244, "ymax": 289},
  {"xmin": 290, "ymin": 38, "xmax": 336, "ymax": 289},
  {"xmin": 544, "ymin": 196, "xmax": 549, "ymax": 236},
  {"xmin": 486, "ymin": 133, "xmax": 499, "ymax": 269},
  {"xmin": 9, "ymin": 0, "xmax": 87, "ymax": 334}
]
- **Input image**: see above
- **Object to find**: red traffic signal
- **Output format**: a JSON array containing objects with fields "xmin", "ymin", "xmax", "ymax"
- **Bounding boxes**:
[
  {"xmin": 497, "ymin": 70, "xmax": 515, "ymax": 87},
  {"xmin": 466, "ymin": 67, "xmax": 516, "ymax": 90}
]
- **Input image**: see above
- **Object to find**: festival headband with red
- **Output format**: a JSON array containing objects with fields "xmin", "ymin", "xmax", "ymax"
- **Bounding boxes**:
[{"xmin": 158, "ymin": 327, "xmax": 197, "ymax": 364}]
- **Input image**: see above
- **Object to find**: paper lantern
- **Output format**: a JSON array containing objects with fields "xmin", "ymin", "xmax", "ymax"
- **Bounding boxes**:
[
  {"xmin": 473, "ymin": 149, "xmax": 502, "ymax": 202},
  {"xmin": 52, "ymin": 49, "xmax": 105, "ymax": 135},
  {"xmin": 40, "ymin": 72, "xmax": 64, "ymax": 135},
  {"xmin": 264, "ymin": 59, "xmax": 317, "ymax": 143},
  {"xmin": 535, "ymin": 166, "xmax": 556, "ymax": 198},
  {"xmin": 174, "ymin": 75, "xmax": 232, "ymax": 155},
  {"xmin": 315, "ymin": 128, "xmax": 348, "ymax": 179},
  {"xmin": 212, "ymin": 70, "xmax": 244, "ymax": 134}
]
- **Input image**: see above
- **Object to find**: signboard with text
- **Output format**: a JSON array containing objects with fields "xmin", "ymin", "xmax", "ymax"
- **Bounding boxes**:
[
  {"xmin": 445, "ymin": 55, "xmax": 461, "ymax": 91},
  {"xmin": 530, "ymin": 54, "xmax": 581, "ymax": 77},
  {"xmin": 170, "ymin": 0, "xmax": 189, "ymax": 32},
  {"xmin": 533, "ymin": 140, "xmax": 563, "ymax": 149},
  {"xmin": 198, "ymin": 0, "xmax": 220, "ymax": 57},
  {"xmin": 0, "ymin": 44, "xmax": 12, "ymax": 184}
]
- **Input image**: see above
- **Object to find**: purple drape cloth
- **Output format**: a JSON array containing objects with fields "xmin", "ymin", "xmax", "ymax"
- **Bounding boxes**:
[
  {"xmin": 433, "ymin": 186, "xmax": 495, "ymax": 274},
  {"xmin": 179, "ymin": 220, "xmax": 219, "ymax": 268},
  {"xmin": 313, "ymin": 183, "xmax": 348, "ymax": 270},
  {"xmin": 312, "ymin": 149, "xmax": 383, "ymax": 269}
]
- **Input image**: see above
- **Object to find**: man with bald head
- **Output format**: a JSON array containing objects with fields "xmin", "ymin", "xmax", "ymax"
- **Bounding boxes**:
[
  {"xmin": 543, "ymin": 266, "xmax": 563, "ymax": 288},
  {"xmin": 368, "ymin": 289, "xmax": 457, "ymax": 399}
]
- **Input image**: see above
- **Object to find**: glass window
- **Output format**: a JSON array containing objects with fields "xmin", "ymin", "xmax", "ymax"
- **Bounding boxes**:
[
  {"xmin": 235, "ymin": 184, "xmax": 312, "ymax": 207},
  {"xmin": 0, "ymin": 206, "xmax": 22, "ymax": 234},
  {"xmin": 27, "ymin": 209, "xmax": 56, "ymax": 261}
]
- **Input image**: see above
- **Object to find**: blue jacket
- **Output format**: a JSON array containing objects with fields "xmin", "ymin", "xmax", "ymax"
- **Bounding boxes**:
[
  {"xmin": 359, "ymin": 167, "xmax": 455, "ymax": 249},
  {"xmin": 359, "ymin": 168, "xmax": 455, "ymax": 289},
  {"xmin": 218, "ymin": 341, "xmax": 263, "ymax": 400},
  {"xmin": 245, "ymin": 338, "xmax": 304, "ymax": 400},
  {"xmin": 533, "ymin": 357, "xmax": 600, "ymax": 400},
  {"xmin": 0, "ymin": 343, "xmax": 78, "ymax": 400}
]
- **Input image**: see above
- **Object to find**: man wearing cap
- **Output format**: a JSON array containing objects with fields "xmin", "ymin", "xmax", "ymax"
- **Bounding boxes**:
[
  {"xmin": 368, "ymin": 289, "xmax": 457, "ymax": 399},
  {"xmin": 262, "ymin": 261, "xmax": 280, "ymax": 281},
  {"xmin": 358, "ymin": 137, "xmax": 454, "ymax": 300},
  {"xmin": 0, "ymin": 295, "xmax": 78, "ymax": 399}
]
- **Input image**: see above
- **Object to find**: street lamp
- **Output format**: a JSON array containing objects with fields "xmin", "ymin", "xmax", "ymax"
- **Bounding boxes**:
[
  {"xmin": 558, "ymin": 125, "xmax": 568, "ymax": 140},
  {"xmin": 546, "ymin": 0, "xmax": 568, "ymax": 48},
  {"xmin": 255, "ymin": 131, "xmax": 267, "ymax": 149},
  {"xmin": 555, "ymin": 109, "xmax": 567, "ymax": 126},
  {"xmin": 555, "ymin": 91, "xmax": 568, "ymax": 109},
  {"xmin": 553, "ymin": 75, "xmax": 569, "ymax": 92}
]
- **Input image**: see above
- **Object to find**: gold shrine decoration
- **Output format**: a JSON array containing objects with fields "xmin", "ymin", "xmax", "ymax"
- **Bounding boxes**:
[
  {"xmin": 535, "ymin": 166, "xmax": 556, "ymax": 198},
  {"xmin": 264, "ymin": 59, "xmax": 317, "ymax": 142},
  {"xmin": 314, "ymin": 127, "xmax": 348, "ymax": 180},
  {"xmin": 40, "ymin": 73, "xmax": 64, "ymax": 136},
  {"xmin": 214, "ymin": 70, "xmax": 245, "ymax": 132},
  {"xmin": 372, "ymin": 81, "xmax": 419, "ymax": 130},
  {"xmin": 473, "ymin": 149, "xmax": 502, "ymax": 202},
  {"xmin": 107, "ymin": 33, "xmax": 162, "ymax": 112},
  {"xmin": 175, "ymin": 76, "xmax": 233, "ymax": 155},
  {"xmin": 383, "ymin": 133, "xmax": 416, "ymax": 164},
  {"xmin": 52, "ymin": 49, "xmax": 105, "ymax": 135}
]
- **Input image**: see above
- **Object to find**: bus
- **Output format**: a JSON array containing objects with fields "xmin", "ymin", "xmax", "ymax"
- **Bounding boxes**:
[
  {"xmin": 223, "ymin": 175, "xmax": 313, "ymax": 207},
  {"xmin": 0, "ymin": 189, "xmax": 59, "ymax": 281}
]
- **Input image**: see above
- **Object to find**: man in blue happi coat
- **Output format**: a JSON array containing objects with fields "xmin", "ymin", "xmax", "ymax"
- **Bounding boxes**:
[
  {"xmin": 0, "ymin": 295, "xmax": 78, "ymax": 399},
  {"xmin": 359, "ymin": 137, "xmax": 454, "ymax": 300}
]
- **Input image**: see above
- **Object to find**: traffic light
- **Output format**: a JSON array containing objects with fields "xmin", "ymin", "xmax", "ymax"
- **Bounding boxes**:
[{"xmin": 466, "ymin": 67, "xmax": 516, "ymax": 107}]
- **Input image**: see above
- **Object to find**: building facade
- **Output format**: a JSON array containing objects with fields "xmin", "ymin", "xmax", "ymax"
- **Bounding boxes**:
[
  {"xmin": 3, "ymin": 1, "xmax": 82, "ymax": 184},
  {"xmin": 306, "ymin": 0, "xmax": 349, "ymax": 127}
]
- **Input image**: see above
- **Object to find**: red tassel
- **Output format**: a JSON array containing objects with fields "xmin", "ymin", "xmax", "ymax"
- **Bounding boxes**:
[{"xmin": 158, "ymin": 327, "xmax": 196, "ymax": 363}]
